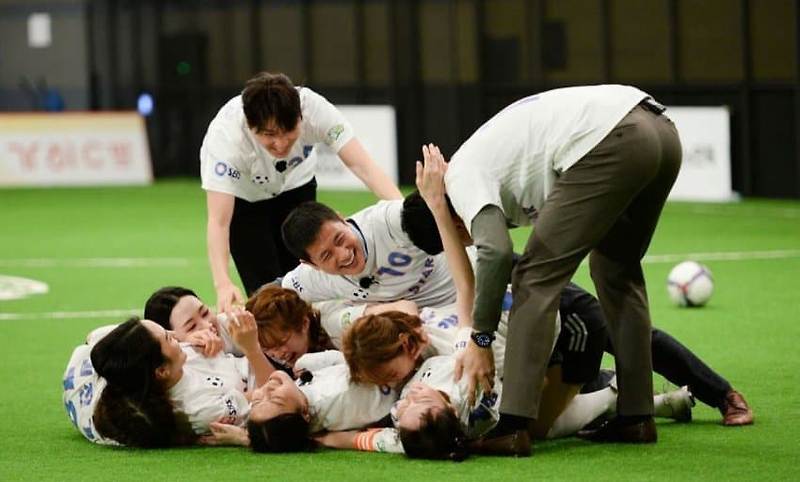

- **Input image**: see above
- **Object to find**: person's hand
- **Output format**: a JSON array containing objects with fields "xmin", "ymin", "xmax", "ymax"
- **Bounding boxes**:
[
  {"xmin": 198, "ymin": 422, "xmax": 249, "ymax": 446},
  {"xmin": 227, "ymin": 308, "xmax": 260, "ymax": 355},
  {"xmin": 216, "ymin": 283, "xmax": 245, "ymax": 314},
  {"xmin": 454, "ymin": 340, "xmax": 495, "ymax": 408},
  {"xmin": 185, "ymin": 329, "xmax": 224, "ymax": 358},
  {"xmin": 415, "ymin": 143, "xmax": 448, "ymax": 209}
]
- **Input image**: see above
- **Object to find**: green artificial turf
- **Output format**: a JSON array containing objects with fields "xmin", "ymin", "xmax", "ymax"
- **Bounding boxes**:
[{"xmin": 1, "ymin": 179, "xmax": 798, "ymax": 481}]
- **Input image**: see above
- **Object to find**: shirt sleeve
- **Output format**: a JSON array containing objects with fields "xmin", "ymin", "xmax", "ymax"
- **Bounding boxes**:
[
  {"xmin": 315, "ymin": 300, "xmax": 368, "ymax": 348},
  {"xmin": 301, "ymin": 88, "xmax": 355, "ymax": 154},
  {"xmin": 295, "ymin": 350, "xmax": 346, "ymax": 372},
  {"xmin": 470, "ymin": 205, "xmax": 514, "ymax": 333},
  {"xmin": 200, "ymin": 123, "xmax": 249, "ymax": 197},
  {"xmin": 189, "ymin": 389, "xmax": 251, "ymax": 434},
  {"xmin": 282, "ymin": 264, "xmax": 341, "ymax": 303}
]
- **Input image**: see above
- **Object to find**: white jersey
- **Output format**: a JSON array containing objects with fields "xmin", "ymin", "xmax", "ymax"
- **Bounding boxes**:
[
  {"xmin": 299, "ymin": 364, "xmax": 398, "ymax": 433},
  {"xmin": 355, "ymin": 355, "xmax": 508, "ymax": 454},
  {"xmin": 62, "ymin": 326, "xmax": 119, "ymax": 445},
  {"xmin": 283, "ymin": 200, "xmax": 469, "ymax": 308},
  {"xmin": 445, "ymin": 85, "xmax": 649, "ymax": 231},
  {"xmin": 200, "ymin": 87, "xmax": 354, "ymax": 202},
  {"xmin": 168, "ymin": 344, "xmax": 253, "ymax": 435},
  {"xmin": 397, "ymin": 356, "xmax": 503, "ymax": 439},
  {"xmin": 317, "ymin": 285, "xmax": 561, "ymax": 380}
]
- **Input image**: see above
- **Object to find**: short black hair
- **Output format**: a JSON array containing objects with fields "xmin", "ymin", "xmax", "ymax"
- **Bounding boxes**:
[
  {"xmin": 144, "ymin": 286, "xmax": 197, "ymax": 330},
  {"xmin": 400, "ymin": 190, "xmax": 457, "ymax": 256},
  {"xmin": 281, "ymin": 201, "xmax": 341, "ymax": 261},
  {"xmin": 247, "ymin": 413, "xmax": 312, "ymax": 453},
  {"xmin": 242, "ymin": 72, "xmax": 302, "ymax": 133},
  {"xmin": 399, "ymin": 408, "xmax": 468, "ymax": 461}
]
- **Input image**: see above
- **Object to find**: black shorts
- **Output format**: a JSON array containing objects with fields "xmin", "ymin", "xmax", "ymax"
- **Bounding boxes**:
[
  {"xmin": 548, "ymin": 283, "xmax": 608, "ymax": 385},
  {"xmin": 229, "ymin": 178, "xmax": 317, "ymax": 294}
]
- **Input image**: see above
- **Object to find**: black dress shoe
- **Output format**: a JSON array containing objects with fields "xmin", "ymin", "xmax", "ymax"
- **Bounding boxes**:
[
  {"xmin": 578, "ymin": 416, "xmax": 657, "ymax": 443},
  {"xmin": 468, "ymin": 429, "xmax": 532, "ymax": 457}
]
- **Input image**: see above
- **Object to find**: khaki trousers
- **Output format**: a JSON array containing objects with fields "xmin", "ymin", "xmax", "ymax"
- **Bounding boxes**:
[{"xmin": 501, "ymin": 105, "xmax": 682, "ymax": 418}]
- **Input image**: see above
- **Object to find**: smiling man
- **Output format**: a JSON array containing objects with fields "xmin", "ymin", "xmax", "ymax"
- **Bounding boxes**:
[
  {"xmin": 200, "ymin": 72, "xmax": 401, "ymax": 315},
  {"xmin": 279, "ymin": 200, "xmax": 465, "ymax": 309}
]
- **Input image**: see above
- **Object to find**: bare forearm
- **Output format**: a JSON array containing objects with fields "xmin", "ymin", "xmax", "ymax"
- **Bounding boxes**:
[
  {"xmin": 207, "ymin": 221, "xmax": 233, "ymax": 288},
  {"xmin": 242, "ymin": 348, "xmax": 274, "ymax": 387},
  {"xmin": 429, "ymin": 203, "xmax": 475, "ymax": 328},
  {"xmin": 338, "ymin": 139, "xmax": 402, "ymax": 200}
]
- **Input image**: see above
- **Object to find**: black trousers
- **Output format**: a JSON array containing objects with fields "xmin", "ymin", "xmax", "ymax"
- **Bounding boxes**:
[
  {"xmin": 561, "ymin": 283, "xmax": 732, "ymax": 409},
  {"xmin": 605, "ymin": 328, "xmax": 732, "ymax": 409},
  {"xmin": 229, "ymin": 178, "xmax": 317, "ymax": 295}
]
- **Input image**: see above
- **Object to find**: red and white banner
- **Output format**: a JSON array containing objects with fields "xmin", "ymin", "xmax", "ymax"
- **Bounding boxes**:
[{"xmin": 0, "ymin": 112, "xmax": 152, "ymax": 187}]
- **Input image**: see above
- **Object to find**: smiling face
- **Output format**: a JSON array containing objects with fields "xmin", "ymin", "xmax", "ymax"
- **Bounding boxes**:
[
  {"xmin": 393, "ymin": 382, "xmax": 453, "ymax": 431},
  {"xmin": 168, "ymin": 295, "xmax": 218, "ymax": 340},
  {"xmin": 303, "ymin": 220, "xmax": 366, "ymax": 275},
  {"xmin": 249, "ymin": 371, "xmax": 309, "ymax": 423},
  {"xmin": 252, "ymin": 119, "xmax": 301, "ymax": 158},
  {"xmin": 264, "ymin": 317, "xmax": 310, "ymax": 367},
  {"xmin": 141, "ymin": 319, "xmax": 187, "ymax": 388}
]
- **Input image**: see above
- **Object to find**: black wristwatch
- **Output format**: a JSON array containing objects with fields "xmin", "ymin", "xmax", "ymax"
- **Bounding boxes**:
[{"xmin": 470, "ymin": 330, "xmax": 495, "ymax": 348}]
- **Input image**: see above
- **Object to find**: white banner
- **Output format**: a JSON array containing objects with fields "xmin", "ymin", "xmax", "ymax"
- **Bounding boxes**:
[
  {"xmin": 0, "ymin": 112, "xmax": 153, "ymax": 187},
  {"xmin": 666, "ymin": 106, "xmax": 735, "ymax": 202},
  {"xmin": 313, "ymin": 105, "xmax": 398, "ymax": 190}
]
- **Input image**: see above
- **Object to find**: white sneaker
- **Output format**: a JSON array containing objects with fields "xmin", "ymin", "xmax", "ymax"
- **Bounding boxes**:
[{"xmin": 664, "ymin": 386, "xmax": 696, "ymax": 423}]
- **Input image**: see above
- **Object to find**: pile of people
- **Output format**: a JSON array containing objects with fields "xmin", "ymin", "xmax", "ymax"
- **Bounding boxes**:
[{"xmin": 62, "ymin": 72, "xmax": 753, "ymax": 459}]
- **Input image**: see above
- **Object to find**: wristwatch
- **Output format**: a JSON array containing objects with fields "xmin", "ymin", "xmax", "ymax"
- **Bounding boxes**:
[{"xmin": 470, "ymin": 330, "xmax": 495, "ymax": 348}]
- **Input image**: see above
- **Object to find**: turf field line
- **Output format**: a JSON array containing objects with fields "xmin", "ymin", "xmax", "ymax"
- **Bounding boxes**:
[
  {"xmin": 643, "ymin": 249, "xmax": 800, "ymax": 264},
  {"xmin": 682, "ymin": 205, "xmax": 800, "ymax": 219},
  {"xmin": 0, "ymin": 257, "xmax": 192, "ymax": 268},
  {"xmin": 0, "ymin": 309, "xmax": 138, "ymax": 321}
]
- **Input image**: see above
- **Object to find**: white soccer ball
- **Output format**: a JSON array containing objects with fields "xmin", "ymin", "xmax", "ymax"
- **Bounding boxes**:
[{"xmin": 666, "ymin": 261, "xmax": 714, "ymax": 307}]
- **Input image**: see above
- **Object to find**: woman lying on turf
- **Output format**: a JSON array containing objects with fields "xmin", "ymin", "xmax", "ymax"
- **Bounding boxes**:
[
  {"xmin": 204, "ymin": 361, "xmax": 400, "ymax": 452},
  {"xmin": 205, "ymin": 307, "xmax": 692, "ymax": 455},
  {"xmin": 88, "ymin": 312, "xmax": 273, "ymax": 447}
]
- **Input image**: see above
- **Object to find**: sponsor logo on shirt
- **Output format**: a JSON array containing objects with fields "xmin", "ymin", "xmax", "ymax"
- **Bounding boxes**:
[
  {"xmin": 407, "ymin": 258, "xmax": 435, "ymax": 296},
  {"xmin": 326, "ymin": 124, "xmax": 345, "ymax": 144},
  {"xmin": 215, "ymin": 161, "xmax": 240, "ymax": 180},
  {"xmin": 290, "ymin": 277, "xmax": 303, "ymax": 293}
]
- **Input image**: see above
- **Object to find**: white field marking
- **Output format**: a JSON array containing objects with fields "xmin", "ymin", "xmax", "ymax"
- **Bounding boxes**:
[
  {"xmin": 642, "ymin": 249, "xmax": 800, "ymax": 264},
  {"xmin": 0, "ymin": 257, "xmax": 192, "ymax": 268},
  {"xmin": 2, "ymin": 250, "xmax": 799, "ymax": 322},
  {"xmin": 0, "ymin": 309, "xmax": 139, "ymax": 321},
  {"xmin": 678, "ymin": 204, "xmax": 800, "ymax": 220}
]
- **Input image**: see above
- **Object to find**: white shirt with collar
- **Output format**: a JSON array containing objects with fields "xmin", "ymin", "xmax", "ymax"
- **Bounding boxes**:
[
  {"xmin": 445, "ymin": 84, "xmax": 649, "ymax": 232},
  {"xmin": 200, "ymin": 87, "xmax": 354, "ymax": 202}
]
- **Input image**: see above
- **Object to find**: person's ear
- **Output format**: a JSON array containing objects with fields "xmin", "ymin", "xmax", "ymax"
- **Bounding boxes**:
[
  {"xmin": 302, "ymin": 316, "xmax": 311, "ymax": 333},
  {"xmin": 154, "ymin": 365, "xmax": 170, "ymax": 383},
  {"xmin": 300, "ymin": 405, "xmax": 311, "ymax": 422}
]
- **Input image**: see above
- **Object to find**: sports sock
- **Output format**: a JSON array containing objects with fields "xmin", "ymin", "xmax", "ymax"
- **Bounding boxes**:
[{"xmin": 546, "ymin": 387, "xmax": 617, "ymax": 439}]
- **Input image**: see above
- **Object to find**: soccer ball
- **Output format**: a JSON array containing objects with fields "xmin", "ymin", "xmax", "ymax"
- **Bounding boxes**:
[{"xmin": 666, "ymin": 261, "xmax": 714, "ymax": 307}]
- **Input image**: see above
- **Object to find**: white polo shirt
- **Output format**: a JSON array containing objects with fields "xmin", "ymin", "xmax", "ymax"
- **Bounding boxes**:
[
  {"xmin": 200, "ymin": 87, "xmax": 354, "ymax": 202},
  {"xmin": 445, "ymin": 84, "xmax": 649, "ymax": 231}
]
